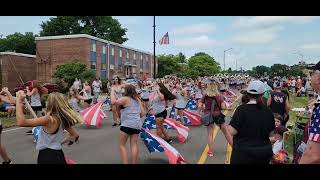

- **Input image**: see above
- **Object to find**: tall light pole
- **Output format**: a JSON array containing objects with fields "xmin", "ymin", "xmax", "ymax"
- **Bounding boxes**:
[
  {"xmin": 223, "ymin": 48, "xmax": 233, "ymax": 71},
  {"xmin": 153, "ymin": 16, "xmax": 156, "ymax": 79}
]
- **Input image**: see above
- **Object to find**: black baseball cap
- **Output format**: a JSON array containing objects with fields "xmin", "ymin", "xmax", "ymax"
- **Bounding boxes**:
[{"xmin": 307, "ymin": 61, "xmax": 320, "ymax": 71}]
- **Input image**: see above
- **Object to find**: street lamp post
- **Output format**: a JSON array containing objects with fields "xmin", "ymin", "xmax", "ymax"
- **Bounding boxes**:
[
  {"xmin": 293, "ymin": 51, "xmax": 304, "ymax": 62},
  {"xmin": 223, "ymin": 48, "xmax": 233, "ymax": 71},
  {"xmin": 153, "ymin": 16, "xmax": 156, "ymax": 79}
]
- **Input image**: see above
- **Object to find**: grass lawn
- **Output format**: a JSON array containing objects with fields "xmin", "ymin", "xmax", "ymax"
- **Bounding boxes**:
[
  {"xmin": 284, "ymin": 92, "xmax": 310, "ymax": 162},
  {"xmin": 0, "ymin": 112, "xmax": 32, "ymax": 128}
]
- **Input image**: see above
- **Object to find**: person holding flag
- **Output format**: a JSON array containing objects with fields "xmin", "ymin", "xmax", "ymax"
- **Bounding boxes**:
[
  {"xmin": 110, "ymin": 84, "xmax": 145, "ymax": 164},
  {"xmin": 149, "ymin": 82, "xmax": 176, "ymax": 143},
  {"xmin": 15, "ymin": 91, "xmax": 82, "ymax": 164}
]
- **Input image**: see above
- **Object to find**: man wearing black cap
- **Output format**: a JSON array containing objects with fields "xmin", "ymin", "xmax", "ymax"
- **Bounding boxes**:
[
  {"xmin": 300, "ymin": 61, "xmax": 320, "ymax": 164},
  {"xmin": 267, "ymin": 81, "xmax": 290, "ymax": 126}
]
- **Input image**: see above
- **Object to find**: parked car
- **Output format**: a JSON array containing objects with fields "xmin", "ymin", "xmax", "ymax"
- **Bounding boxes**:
[{"xmin": 14, "ymin": 80, "xmax": 60, "ymax": 94}]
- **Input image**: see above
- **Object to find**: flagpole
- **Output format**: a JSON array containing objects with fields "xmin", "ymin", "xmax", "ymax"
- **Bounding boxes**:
[{"xmin": 153, "ymin": 16, "xmax": 156, "ymax": 79}]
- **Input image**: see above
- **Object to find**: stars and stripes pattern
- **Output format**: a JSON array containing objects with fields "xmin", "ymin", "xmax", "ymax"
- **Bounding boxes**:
[
  {"xmin": 182, "ymin": 109, "xmax": 201, "ymax": 126},
  {"xmin": 142, "ymin": 113, "xmax": 172, "ymax": 130},
  {"xmin": 164, "ymin": 118, "xmax": 189, "ymax": 143},
  {"xmin": 32, "ymin": 126, "xmax": 41, "ymax": 143},
  {"xmin": 169, "ymin": 106, "xmax": 199, "ymax": 126},
  {"xmin": 80, "ymin": 100, "xmax": 106, "ymax": 128},
  {"xmin": 159, "ymin": 32, "xmax": 169, "ymax": 45},
  {"xmin": 185, "ymin": 99, "xmax": 197, "ymax": 111},
  {"xmin": 308, "ymin": 106, "xmax": 320, "ymax": 142},
  {"xmin": 140, "ymin": 128, "xmax": 187, "ymax": 164}
]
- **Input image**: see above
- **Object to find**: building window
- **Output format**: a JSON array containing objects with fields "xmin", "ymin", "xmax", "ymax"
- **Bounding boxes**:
[
  {"xmin": 126, "ymin": 50, "xmax": 129, "ymax": 59},
  {"xmin": 91, "ymin": 62, "xmax": 96, "ymax": 70},
  {"xmin": 91, "ymin": 40, "xmax": 96, "ymax": 52},
  {"xmin": 103, "ymin": 45, "xmax": 106, "ymax": 54},
  {"xmin": 101, "ymin": 70, "xmax": 107, "ymax": 80},
  {"xmin": 111, "ymin": 47, "xmax": 114, "ymax": 56},
  {"xmin": 133, "ymin": 52, "xmax": 136, "ymax": 60},
  {"xmin": 101, "ymin": 64, "xmax": 107, "ymax": 70},
  {"xmin": 140, "ymin": 53, "xmax": 143, "ymax": 69},
  {"xmin": 119, "ymin": 48, "xmax": 122, "ymax": 58}
]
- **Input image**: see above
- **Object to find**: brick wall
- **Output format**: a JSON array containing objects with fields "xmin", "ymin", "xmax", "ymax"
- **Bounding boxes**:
[{"xmin": 0, "ymin": 55, "xmax": 36, "ymax": 93}]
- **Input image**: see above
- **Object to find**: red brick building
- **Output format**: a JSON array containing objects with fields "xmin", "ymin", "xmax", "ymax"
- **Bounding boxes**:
[
  {"xmin": 35, "ymin": 34, "xmax": 158, "ymax": 82},
  {"xmin": 0, "ymin": 52, "xmax": 36, "ymax": 92}
]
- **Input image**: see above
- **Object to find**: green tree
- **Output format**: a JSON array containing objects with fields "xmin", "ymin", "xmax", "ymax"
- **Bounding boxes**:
[
  {"xmin": 270, "ymin": 64, "xmax": 289, "ymax": 77},
  {"xmin": 288, "ymin": 66, "xmax": 305, "ymax": 77},
  {"xmin": 252, "ymin": 65, "xmax": 271, "ymax": 77},
  {"xmin": 187, "ymin": 52, "xmax": 220, "ymax": 78},
  {"xmin": 53, "ymin": 61, "xmax": 96, "ymax": 87},
  {"xmin": 40, "ymin": 16, "xmax": 128, "ymax": 44},
  {"xmin": 157, "ymin": 54, "xmax": 181, "ymax": 78},
  {"xmin": 0, "ymin": 32, "xmax": 37, "ymax": 54},
  {"xmin": 177, "ymin": 52, "xmax": 186, "ymax": 63}
]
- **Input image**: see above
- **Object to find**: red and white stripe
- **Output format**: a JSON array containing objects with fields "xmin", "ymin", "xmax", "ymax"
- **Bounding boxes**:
[
  {"xmin": 81, "ymin": 101, "xmax": 106, "ymax": 128},
  {"xmin": 309, "ymin": 132, "xmax": 320, "ymax": 142},
  {"xmin": 142, "ymin": 128, "xmax": 187, "ymax": 164},
  {"xmin": 164, "ymin": 118, "xmax": 189, "ymax": 143},
  {"xmin": 183, "ymin": 110, "xmax": 201, "ymax": 126}
]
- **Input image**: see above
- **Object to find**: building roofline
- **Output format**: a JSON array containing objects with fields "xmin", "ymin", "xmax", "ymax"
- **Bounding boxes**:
[
  {"xmin": 35, "ymin": 34, "xmax": 153, "ymax": 55},
  {"xmin": 0, "ymin": 52, "xmax": 36, "ymax": 58}
]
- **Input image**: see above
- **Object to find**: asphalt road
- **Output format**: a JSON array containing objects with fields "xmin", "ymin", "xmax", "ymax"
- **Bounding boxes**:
[{"xmin": 2, "ymin": 95, "xmax": 239, "ymax": 164}]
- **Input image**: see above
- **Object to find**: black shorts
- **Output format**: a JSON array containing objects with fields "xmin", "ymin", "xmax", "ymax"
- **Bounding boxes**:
[
  {"xmin": 205, "ymin": 115, "xmax": 226, "ymax": 126},
  {"xmin": 0, "ymin": 124, "xmax": 2, "ymax": 134},
  {"xmin": 120, "ymin": 126, "xmax": 141, "ymax": 135},
  {"xmin": 32, "ymin": 106, "xmax": 43, "ymax": 112},
  {"xmin": 37, "ymin": 148, "xmax": 67, "ymax": 164},
  {"xmin": 176, "ymin": 107, "xmax": 185, "ymax": 110},
  {"xmin": 155, "ymin": 109, "xmax": 167, "ymax": 119},
  {"xmin": 84, "ymin": 99, "xmax": 93, "ymax": 104},
  {"xmin": 142, "ymin": 98, "xmax": 149, "ymax": 102}
]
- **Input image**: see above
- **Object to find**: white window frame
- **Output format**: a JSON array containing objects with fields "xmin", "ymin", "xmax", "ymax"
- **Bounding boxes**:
[
  {"xmin": 111, "ymin": 47, "xmax": 114, "ymax": 56},
  {"xmin": 119, "ymin": 49, "xmax": 122, "ymax": 58},
  {"xmin": 110, "ymin": 64, "xmax": 114, "ymax": 70},
  {"xmin": 102, "ymin": 45, "xmax": 106, "ymax": 54},
  {"xmin": 132, "ymin": 68, "xmax": 136, "ymax": 73},
  {"xmin": 91, "ymin": 62, "xmax": 97, "ymax": 70},
  {"xmin": 92, "ymin": 41, "xmax": 96, "ymax": 52},
  {"xmin": 126, "ymin": 51, "xmax": 129, "ymax": 59},
  {"xmin": 133, "ymin": 52, "xmax": 136, "ymax": 60},
  {"xmin": 102, "ymin": 64, "xmax": 107, "ymax": 70}
]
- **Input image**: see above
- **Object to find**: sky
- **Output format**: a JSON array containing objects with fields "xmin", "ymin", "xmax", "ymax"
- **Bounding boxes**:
[{"xmin": 1, "ymin": 16, "xmax": 320, "ymax": 70}]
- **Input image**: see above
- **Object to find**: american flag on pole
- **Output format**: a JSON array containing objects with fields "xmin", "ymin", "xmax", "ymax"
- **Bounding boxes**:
[
  {"xmin": 159, "ymin": 32, "xmax": 169, "ymax": 45},
  {"xmin": 140, "ymin": 128, "xmax": 187, "ymax": 164},
  {"xmin": 80, "ymin": 100, "xmax": 106, "ymax": 128}
]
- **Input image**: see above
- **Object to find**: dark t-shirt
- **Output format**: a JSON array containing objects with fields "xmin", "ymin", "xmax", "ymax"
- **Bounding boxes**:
[
  {"xmin": 200, "ymin": 95, "xmax": 224, "ymax": 116},
  {"xmin": 230, "ymin": 104, "xmax": 275, "ymax": 149},
  {"xmin": 269, "ymin": 91, "xmax": 287, "ymax": 117}
]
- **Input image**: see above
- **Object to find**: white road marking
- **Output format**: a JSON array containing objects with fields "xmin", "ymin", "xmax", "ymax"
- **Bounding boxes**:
[{"xmin": 3, "ymin": 127, "xmax": 26, "ymax": 133}]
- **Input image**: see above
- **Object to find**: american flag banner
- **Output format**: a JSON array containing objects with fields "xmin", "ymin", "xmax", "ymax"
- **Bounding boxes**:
[
  {"xmin": 104, "ymin": 98, "xmax": 111, "ymax": 105},
  {"xmin": 164, "ymin": 118, "xmax": 189, "ymax": 143},
  {"xmin": 182, "ymin": 110, "xmax": 201, "ymax": 126},
  {"xmin": 143, "ymin": 113, "xmax": 172, "ymax": 130},
  {"xmin": 140, "ymin": 128, "xmax": 187, "ymax": 164},
  {"xmin": 169, "ymin": 106, "xmax": 197, "ymax": 126},
  {"xmin": 185, "ymin": 98, "xmax": 197, "ymax": 111},
  {"xmin": 308, "ymin": 106, "xmax": 320, "ymax": 143},
  {"xmin": 159, "ymin": 32, "xmax": 169, "ymax": 45},
  {"xmin": 81, "ymin": 100, "xmax": 106, "ymax": 128}
]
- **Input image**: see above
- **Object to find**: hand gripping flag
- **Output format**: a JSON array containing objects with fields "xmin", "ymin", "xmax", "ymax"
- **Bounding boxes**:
[
  {"xmin": 185, "ymin": 99, "xmax": 197, "ymax": 111},
  {"xmin": 140, "ymin": 128, "xmax": 186, "ymax": 164},
  {"xmin": 164, "ymin": 118, "xmax": 189, "ymax": 143},
  {"xmin": 80, "ymin": 100, "xmax": 106, "ymax": 128}
]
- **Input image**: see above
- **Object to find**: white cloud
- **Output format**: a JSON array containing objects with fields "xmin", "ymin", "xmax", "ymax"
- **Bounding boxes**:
[
  {"xmin": 172, "ymin": 23, "xmax": 216, "ymax": 35},
  {"xmin": 173, "ymin": 35, "xmax": 218, "ymax": 47},
  {"xmin": 231, "ymin": 26, "xmax": 284, "ymax": 44},
  {"xmin": 300, "ymin": 43, "xmax": 320, "ymax": 50},
  {"xmin": 232, "ymin": 16, "xmax": 319, "ymax": 29}
]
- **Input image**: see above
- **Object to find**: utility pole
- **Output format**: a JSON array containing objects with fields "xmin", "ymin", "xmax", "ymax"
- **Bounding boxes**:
[{"xmin": 153, "ymin": 16, "xmax": 156, "ymax": 79}]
